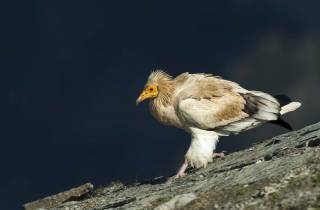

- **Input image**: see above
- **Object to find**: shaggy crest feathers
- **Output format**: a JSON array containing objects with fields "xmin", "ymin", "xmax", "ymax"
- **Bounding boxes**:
[
  {"xmin": 148, "ymin": 70, "xmax": 174, "ymax": 107},
  {"xmin": 147, "ymin": 70, "xmax": 172, "ymax": 84}
]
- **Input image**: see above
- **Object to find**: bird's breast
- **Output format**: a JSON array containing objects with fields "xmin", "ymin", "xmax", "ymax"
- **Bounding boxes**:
[{"xmin": 149, "ymin": 102, "xmax": 184, "ymax": 129}]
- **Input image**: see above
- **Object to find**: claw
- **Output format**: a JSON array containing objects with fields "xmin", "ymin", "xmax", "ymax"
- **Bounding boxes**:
[
  {"xmin": 212, "ymin": 151, "xmax": 226, "ymax": 158},
  {"xmin": 174, "ymin": 172, "xmax": 187, "ymax": 179},
  {"xmin": 173, "ymin": 159, "xmax": 188, "ymax": 179}
]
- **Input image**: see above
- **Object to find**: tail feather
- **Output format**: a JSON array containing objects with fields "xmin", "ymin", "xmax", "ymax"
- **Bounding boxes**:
[
  {"xmin": 280, "ymin": 102, "xmax": 301, "ymax": 115},
  {"xmin": 273, "ymin": 94, "xmax": 301, "ymax": 115},
  {"xmin": 222, "ymin": 91, "xmax": 302, "ymax": 135}
]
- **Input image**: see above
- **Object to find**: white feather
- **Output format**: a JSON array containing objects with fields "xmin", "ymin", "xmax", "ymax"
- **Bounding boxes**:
[
  {"xmin": 186, "ymin": 128, "xmax": 219, "ymax": 168},
  {"xmin": 280, "ymin": 102, "xmax": 302, "ymax": 115},
  {"xmin": 247, "ymin": 91, "xmax": 280, "ymax": 121},
  {"xmin": 249, "ymin": 91, "xmax": 280, "ymax": 105},
  {"xmin": 253, "ymin": 110, "xmax": 278, "ymax": 121},
  {"xmin": 218, "ymin": 118, "xmax": 262, "ymax": 134}
]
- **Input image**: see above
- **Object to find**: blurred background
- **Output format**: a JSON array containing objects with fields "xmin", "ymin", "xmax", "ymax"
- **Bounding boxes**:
[{"xmin": 1, "ymin": 1, "xmax": 320, "ymax": 209}]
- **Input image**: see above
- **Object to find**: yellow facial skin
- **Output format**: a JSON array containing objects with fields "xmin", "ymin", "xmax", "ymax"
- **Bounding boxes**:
[{"xmin": 136, "ymin": 84, "xmax": 158, "ymax": 105}]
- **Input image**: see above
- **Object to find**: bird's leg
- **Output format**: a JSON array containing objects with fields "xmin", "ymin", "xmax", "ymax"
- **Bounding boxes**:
[
  {"xmin": 212, "ymin": 151, "xmax": 226, "ymax": 158},
  {"xmin": 174, "ymin": 159, "xmax": 188, "ymax": 179}
]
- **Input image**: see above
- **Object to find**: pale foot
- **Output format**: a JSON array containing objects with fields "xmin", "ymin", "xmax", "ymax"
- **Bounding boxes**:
[
  {"xmin": 212, "ymin": 151, "xmax": 226, "ymax": 158},
  {"xmin": 174, "ymin": 159, "xmax": 188, "ymax": 179}
]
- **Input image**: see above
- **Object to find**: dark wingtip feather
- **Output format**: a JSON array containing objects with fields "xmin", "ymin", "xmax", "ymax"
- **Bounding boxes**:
[
  {"xmin": 273, "ymin": 94, "xmax": 292, "ymax": 107},
  {"xmin": 269, "ymin": 118, "xmax": 293, "ymax": 130}
]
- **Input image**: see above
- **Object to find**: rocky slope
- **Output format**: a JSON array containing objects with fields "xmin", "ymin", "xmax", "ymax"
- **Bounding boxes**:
[{"xmin": 25, "ymin": 123, "xmax": 320, "ymax": 210}]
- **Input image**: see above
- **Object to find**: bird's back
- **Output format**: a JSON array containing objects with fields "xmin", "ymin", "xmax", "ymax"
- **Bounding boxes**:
[{"xmin": 172, "ymin": 73, "xmax": 300, "ymax": 135}]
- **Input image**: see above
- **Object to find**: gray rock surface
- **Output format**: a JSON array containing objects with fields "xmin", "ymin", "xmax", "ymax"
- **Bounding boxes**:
[
  {"xmin": 154, "ymin": 193, "xmax": 197, "ymax": 210},
  {"xmin": 23, "ymin": 183, "xmax": 93, "ymax": 210},
  {"xmin": 26, "ymin": 123, "xmax": 320, "ymax": 210}
]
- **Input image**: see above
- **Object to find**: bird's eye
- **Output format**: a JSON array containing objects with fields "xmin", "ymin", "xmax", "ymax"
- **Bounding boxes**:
[{"xmin": 149, "ymin": 88, "xmax": 154, "ymax": 91}]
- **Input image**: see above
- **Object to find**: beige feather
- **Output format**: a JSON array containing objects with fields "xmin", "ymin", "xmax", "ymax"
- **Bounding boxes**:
[
  {"xmin": 148, "ymin": 71, "xmax": 249, "ymax": 131},
  {"xmin": 140, "ymin": 70, "xmax": 301, "ymax": 171}
]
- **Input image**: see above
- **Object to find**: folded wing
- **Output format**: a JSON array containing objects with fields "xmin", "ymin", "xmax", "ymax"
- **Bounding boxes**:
[{"xmin": 175, "ymin": 75, "xmax": 283, "ymax": 135}]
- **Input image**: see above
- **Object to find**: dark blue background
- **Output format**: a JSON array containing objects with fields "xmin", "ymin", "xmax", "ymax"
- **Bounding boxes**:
[{"xmin": 1, "ymin": 1, "xmax": 320, "ymax": 209}]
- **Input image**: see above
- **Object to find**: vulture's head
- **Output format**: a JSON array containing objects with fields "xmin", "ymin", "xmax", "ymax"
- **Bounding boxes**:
[{"xmin": 136, "ymin": 70, "xmax": 173, "ymax": 105}]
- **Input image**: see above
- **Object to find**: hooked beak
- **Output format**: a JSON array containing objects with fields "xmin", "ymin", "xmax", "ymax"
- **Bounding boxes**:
[
  {"xmin": 136, "ymin": 91, "xmax": 147, "ymax": 106},
  {"xmin": 136, "ymin": 84, "xmax": 157, "ymax": 106}
]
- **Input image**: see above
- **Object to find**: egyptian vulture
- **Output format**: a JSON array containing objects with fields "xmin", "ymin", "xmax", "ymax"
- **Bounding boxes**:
[{"xmin": 136, "ymin": 70, "xmax": 301, "ymax": 178}]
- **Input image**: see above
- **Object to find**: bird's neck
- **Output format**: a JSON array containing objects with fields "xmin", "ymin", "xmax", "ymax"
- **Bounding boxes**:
[
  {"xmin": 149, "ymin": 78, "xmax": 175, "ymax": 123},
  {"xmin": 148, "ymin": 78, "xmax": 185, "ymax": 129},
  {"xmin": 149, "ymin": 82, "xmax": 182, "ymax": 128},
  {"xmin": 153, "ymin": 79, "xmax": 175, "ymax": 108}
]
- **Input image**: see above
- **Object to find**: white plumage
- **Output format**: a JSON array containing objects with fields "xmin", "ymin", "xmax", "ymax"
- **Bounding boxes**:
[{"xmin": 136, "ymin": 70, "xmax": 301, "ymax": 178}]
